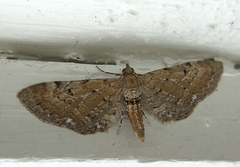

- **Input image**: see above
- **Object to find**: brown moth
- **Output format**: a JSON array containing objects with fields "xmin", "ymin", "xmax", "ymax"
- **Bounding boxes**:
[{"xmin": 17, "ymin": 59, "xmax": 223, "ymax": 142}]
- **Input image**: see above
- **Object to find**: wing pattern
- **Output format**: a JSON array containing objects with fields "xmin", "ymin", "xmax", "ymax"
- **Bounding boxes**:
[
  {"xmin": 17, "ymin": 79, "xmax": 122, "ymax": 134},
  {"xmin": 139, "ymin": 59, "xmax": 223, "ymax": 122}
]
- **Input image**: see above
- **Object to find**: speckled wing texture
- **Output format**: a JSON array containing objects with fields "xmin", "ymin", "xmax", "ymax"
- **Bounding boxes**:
[
  {"xmin": 17, "ymin": 79, "xmax": 122, "ymax": 134},
  {"xmin": 139, "ymin": 59, "xmax": 223, "ymax": 122}
]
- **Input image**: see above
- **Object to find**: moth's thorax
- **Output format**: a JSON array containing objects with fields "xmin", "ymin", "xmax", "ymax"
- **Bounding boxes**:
[
  {"xmin": 121, "ymin": 73, "xmax": 139, "ymax": 89},
  {"xmin": 121, "ymin": 73, "xmax": 141, "ymax": 102}
]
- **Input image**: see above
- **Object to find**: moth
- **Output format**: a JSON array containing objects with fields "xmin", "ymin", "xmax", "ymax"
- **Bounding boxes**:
[{"xmin": 17, "ymin": 59, "xmax": 223, "ymax": 142}]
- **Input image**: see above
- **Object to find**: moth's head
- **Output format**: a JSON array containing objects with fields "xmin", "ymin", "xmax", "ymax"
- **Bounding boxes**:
[{"xmin": 122, "ymin": 64, "xmax": 135, "ymax": 74}]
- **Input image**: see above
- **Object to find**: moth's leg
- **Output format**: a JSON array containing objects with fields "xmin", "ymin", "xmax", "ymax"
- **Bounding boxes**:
[
  {"xmin": 96, "ymin": 66, "xmax": 122, "ymax": 76},
  {"xmin": 117, "ymin": 110, "xmax": 128, "ymax": 135},
  {"xmin": 141, "ymin": 110, "xmax": 151, "ymax": 124}
]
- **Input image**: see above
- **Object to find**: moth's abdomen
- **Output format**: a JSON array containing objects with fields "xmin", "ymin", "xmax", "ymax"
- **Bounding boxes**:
[{"xmin": 127, "ymin": 101, "xmax": 145, "ymax": 142}]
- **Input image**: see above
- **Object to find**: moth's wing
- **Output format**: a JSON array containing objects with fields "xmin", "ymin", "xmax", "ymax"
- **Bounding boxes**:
[
  {"xmin": 139, "ymin": 59, "xmax": 223, "ymax": 122},
  {"xmin": 17, "ymin": 79, "xmax": 122, "ymax": 134}
]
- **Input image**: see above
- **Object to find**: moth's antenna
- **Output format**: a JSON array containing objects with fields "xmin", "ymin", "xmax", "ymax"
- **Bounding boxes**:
[{"xmin": 96, "ymin": 66, "xmax": 122, "ymax": 76}]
